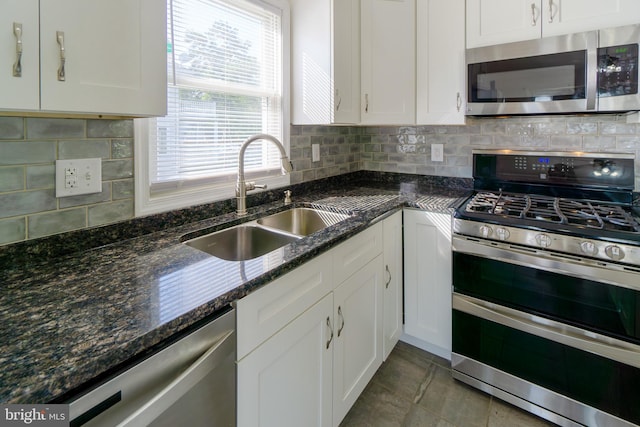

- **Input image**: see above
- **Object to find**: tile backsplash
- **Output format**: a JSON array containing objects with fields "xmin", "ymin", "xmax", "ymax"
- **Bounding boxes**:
[
  {"xmin": 2, "ymin": 113, "xmax": 640, "ymax": 245},
  {"xmin": 0, "ymin": 117, "xmax": 134, "ymax": 245}
]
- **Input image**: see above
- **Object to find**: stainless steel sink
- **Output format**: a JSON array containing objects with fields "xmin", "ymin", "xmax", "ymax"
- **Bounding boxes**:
[
  {"xmin": 183, "ymin": 207, "xmax": 351, "ymax": 261},
  {"xmin": 183, "ymin": 225, "xmax": 299, "ymax": 261},
  {"xmin": 257, "ymin": 207, "xmax": 351, "ymax": 236}
]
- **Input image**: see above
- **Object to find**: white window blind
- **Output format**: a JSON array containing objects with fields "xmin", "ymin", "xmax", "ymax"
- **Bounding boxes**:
[{"xmin": 151, "ymin": 0, "xmax": 284, "ymax": 194}]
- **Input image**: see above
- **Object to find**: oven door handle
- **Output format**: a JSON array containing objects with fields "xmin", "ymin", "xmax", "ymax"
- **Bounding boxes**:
[
  {"xmin": 452, "ymin": 236, "xmax": 640, "ymax": 292},
  {"xmin": 453, "ymin": 293, "xmax": 640, "ymax": 369}
]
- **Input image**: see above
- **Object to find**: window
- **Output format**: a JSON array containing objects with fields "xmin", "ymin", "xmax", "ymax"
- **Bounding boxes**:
[{"xmin": 135, "ymin": 0, "xmax": 290, "ymax": 215}]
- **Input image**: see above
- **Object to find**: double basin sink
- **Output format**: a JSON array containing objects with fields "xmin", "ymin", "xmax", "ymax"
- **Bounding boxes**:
[{"xmin": 183, "ymin": 207, "xmax": 352, "ymax": 261}]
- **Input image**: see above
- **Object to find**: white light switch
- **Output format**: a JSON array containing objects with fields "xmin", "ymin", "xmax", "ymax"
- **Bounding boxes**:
[
  {"xmin": 56, "ymin": 158, "xmax": 102, "ymax": 197},
  {"xmin": 312, "ymin": 143, "xmax": 320, "ymax": 162},
  {"xmin": 431, "ymin": 144, "xmax": 444, "ymax": 162}
]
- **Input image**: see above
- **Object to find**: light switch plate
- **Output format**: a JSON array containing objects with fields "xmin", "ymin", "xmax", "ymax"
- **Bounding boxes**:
[
  {"xmin": 431, "ymin": 144, "xmax": 444, "ymax": 162},
  {"xmin": 55, "ymin": 158, "xmax": 102, "ymax": 197},
  {"xmin": 312, "ymin": 144, "xmax": 320, "ymax": 162}
]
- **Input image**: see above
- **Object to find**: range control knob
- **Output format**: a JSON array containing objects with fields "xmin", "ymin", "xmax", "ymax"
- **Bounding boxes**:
[
  {"xmin": 495, "ymin": 227, "xmax": 510, "ymax": 241},
  {"xmin": 605, "ymin": 245, "xmax": 625, "ymax": 261},
  {"xmin": 535, "ymin": 234, "xmax": 552, "ymax": 248},
  {"xmin": 479, "ymin": 225, "xmax": 493, "ymax": 238},
  {"xmin": 580, "ymin": 241, "xmax": 597, "ymax": 256}
]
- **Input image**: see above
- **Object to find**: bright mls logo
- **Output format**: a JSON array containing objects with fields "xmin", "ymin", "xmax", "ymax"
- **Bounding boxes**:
[{"xmin": 0, "ymin": 405, "xmax": 68, "ymax": 426}]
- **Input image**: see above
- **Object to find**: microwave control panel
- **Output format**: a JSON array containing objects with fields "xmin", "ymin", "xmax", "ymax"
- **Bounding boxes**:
[{"xmin": 598, "ymin": 43, "xmax": 639, "ymax": 98}]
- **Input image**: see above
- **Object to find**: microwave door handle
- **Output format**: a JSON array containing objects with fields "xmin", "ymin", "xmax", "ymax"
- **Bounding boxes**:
[{"xmin": 586, "ymin": 31, "xmax": 598, "ymax": 111}]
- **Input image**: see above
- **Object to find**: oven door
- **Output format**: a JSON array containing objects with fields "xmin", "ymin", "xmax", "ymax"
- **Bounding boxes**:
[
  {"xmin": 466, "ymin": 30, "xmax": 598, "ymax": 115},
  {"xmin": 452, "ymin": 235, "xmax": 640, "ymax": 426}
]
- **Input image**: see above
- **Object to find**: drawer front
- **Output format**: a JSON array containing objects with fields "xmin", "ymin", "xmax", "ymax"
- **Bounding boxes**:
[
  {"xmin": 332, "ymin": 222, "xmax": 383, "ymax": 285},
  {"xmin": 236, "ymin": 252, "xmax": 333, "ymax": 360}
]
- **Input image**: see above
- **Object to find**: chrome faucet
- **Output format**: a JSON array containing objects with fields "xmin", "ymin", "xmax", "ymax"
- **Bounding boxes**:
[{"xmin": 236, "ymin": 134, "xmax": 293, "ymax": 216}]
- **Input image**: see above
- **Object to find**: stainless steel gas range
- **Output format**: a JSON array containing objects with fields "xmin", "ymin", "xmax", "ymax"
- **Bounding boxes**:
[{"xmin": 451, "ymin": 150, "xmax": 640, "ymax": 427}]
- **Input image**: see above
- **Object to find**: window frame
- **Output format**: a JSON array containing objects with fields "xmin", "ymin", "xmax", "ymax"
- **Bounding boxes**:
[{"xmin": 135, "ymin": 0, "xmax": 291, "ymax": 216}]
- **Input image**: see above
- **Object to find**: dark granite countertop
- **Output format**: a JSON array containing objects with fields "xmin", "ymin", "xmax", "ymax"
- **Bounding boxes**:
[{"xmin": 0, "ymin": 172, "xmax": 471, "ymax": 404}]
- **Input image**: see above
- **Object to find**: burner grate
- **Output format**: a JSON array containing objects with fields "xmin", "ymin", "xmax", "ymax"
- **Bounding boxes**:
[{"xmin": 465, "ymin": 192, "xmax": 640, "ymax": 233}]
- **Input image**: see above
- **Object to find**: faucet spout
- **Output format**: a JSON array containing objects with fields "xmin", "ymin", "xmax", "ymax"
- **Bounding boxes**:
[{"xmin": 237, "ymin": 134, "xmax": 292, "ymax": 216}]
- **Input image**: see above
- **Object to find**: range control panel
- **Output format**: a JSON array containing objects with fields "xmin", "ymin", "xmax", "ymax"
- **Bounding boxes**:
[{"xmin": 473, "ymin": 151, "xmax": 635, "ymax": 188}]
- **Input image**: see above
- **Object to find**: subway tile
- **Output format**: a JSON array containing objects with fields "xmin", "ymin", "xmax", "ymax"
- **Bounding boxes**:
[
  {"xmin": 28, "ymin": 208, "xmax": 87, "ymax": 239},
  {"xmin": 112, "ymin": 180, "xmax": 134, "ymax": 200},
  {"xmin": 583, "ymin": 136, "xmax": 617, "ymax": 151},
  {"xmin": 566, "ymin": 122, "xmax": 598, "ymax": 135},
  {"xmin": 533, "ymin": 122, "xmax": 566, "ymax": 135},
  {"xmin": 88, "ymin": 200, "xmax": 134, "ymax": 227},
  {"xmin": 0, "ymin": 117, "xmax": 24, "ymax": 139},
  {"xmin": 26, "ymin": 118, "xmax": 85, "ymax": 139},
  {"xmin": 58, "ymin": 140, "xmax": 110, "ymax": 160},
  {"xmin": 0, "ymin": 141, "xmax": 56, "ymax": 165},
  {"xmin": 616, "ymin": 136, "xmax": 640, "ymax": 150},
  {"xmin": 111, "ymin": 139, "xmax": 134, "ymax": 159},
  {"xmin": 26, "ymin": 165, "xmax": 55, "ymax": 190},
  {"xmin": 600, "ymin": 122, "xmax": 637, "ymax": 135},
  {"xmin": 0, "ymin": 167, "xmax": 24, "ymax": 192},
  {"xmin": 0, "ymin": 217, "xmax": 26, "ymax": 245},
  {"xmin": 86, "ymin": 119, "xmax": 134, "ymax": 138},
  {"xmin": 102, "ymin": 159, "xmax": 133, "ymax": 180},
  {"xmin": 549, "ymin": 135, "xmax": 582, "ymax": 150},
  {"xmin": 0, "ymin": 189, "xmax": 56, "ymax": 218}
]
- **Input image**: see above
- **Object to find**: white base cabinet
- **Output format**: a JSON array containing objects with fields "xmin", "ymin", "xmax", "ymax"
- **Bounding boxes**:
[
  {"xmin": 237, "ymin": 215, "xmax": 401, "ymax": 427},
  {"xmin": 402, "ymin": 208, "xmax": 452, "ymax": 360},
  {"xmin": 382, "ymin": 211, "xmax": 402, "ymax": 360}
]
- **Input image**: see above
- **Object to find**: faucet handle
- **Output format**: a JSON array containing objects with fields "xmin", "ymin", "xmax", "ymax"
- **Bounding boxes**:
[
  {"xmin": 284, "ymin": 190, "xmax": 292, "ymax": 205},
  {"xmin": 245, "ymin": 181, "xmax": 267, "ymax": 191}
]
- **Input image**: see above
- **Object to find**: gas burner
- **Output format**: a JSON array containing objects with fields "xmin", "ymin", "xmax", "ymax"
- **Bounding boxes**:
[{"xmin": 465, "ymin": 191, "xmax": 640, "ymax": 233}]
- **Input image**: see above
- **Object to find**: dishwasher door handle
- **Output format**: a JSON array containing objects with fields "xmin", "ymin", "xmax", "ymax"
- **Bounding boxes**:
[{"xmin": 117, "ymin": 329, "xmax": 235, "ymax": 427}]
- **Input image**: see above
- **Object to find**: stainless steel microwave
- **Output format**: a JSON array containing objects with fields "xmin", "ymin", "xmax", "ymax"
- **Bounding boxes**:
[{"xmin": 466, "ymin": 24, "xmax": 640, "ymax": 116}]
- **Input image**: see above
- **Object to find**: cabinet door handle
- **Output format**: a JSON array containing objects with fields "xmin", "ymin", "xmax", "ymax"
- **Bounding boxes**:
[
  {"xmin": 337, "ymin": 306, "xmax": 345, "ymax": 337},
  {"xmin": 326, "ymin": 316, "xmax": 334, "ymax": 349},
  {"xmin": 12, "ymin": 23, "xmax": 23, "ymax": 77},
  {"xmin": 335, "ymin": 89, "xmax": 342, "ymax": 112},
  {"xmin": 385, "ymin": 265, "xmax": 392, "ymax": 289},
  {"xmin": 531, "ymin": 3, "xmax": 538, "ymax": 26},
  {"xmin": 56, "ymin": 31, "xmax": 66, "ymax": 82},
  {"xmin": 456, "ymin": 92, "xmax": 462, "ymax": 112},
  {"xmin": 364, "ymin": 93, "xmax": 369, "ymax": 113},
  {"xmin": 548, "ymin": 0, "xmax": 554, "ymax": 23}
]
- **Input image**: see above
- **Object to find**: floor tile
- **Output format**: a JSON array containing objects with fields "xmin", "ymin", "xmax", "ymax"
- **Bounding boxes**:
[{"xmin": 340, "ymin": 341, "xmax": 557, "ymax": 427}]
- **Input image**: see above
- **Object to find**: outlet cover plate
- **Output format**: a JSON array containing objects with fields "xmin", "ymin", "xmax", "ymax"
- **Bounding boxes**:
[{"xmin": 55, "ymin": 158, "xmax": 102, "ymax": 197}]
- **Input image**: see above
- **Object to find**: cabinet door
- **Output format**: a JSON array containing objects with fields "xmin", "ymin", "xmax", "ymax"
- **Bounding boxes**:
[
  {"xmin": 403, "ymin": 209, "xmax": 452, "ymax": 360},
  {"xmin": 0, "ymin": 0, "xmax": 39, "ymax": 111},
  {"xmin": 360, "ymin": 0, "xmax": 415, "ymax": 124},
  {"xmin": 416, "ymin": 0, "xmax": 465, "ymax": 125},
  {"xmin": 382, "ymin": 211, "xmax": 403, "ymax": 360},
  {"xmin": 332, "ymin": 221, "xmax": 382, "ymax": 285},
  {"xmin": 238, "ymin": 294, "xmax": 333, "ymax": 427},
  {"xmin": 466, "ymin": 0, "xmax": 542, "ymax": 48},
  {"xmin": 333, "ymin": 255, "xmax": 383, "ymax": 426},
  {"xmin": 333, "ymin": 0, "xmax": 360, "ymax": 124},
  {"xmin": 39, "ymin": 0, "xmax": 166, "ymax": 116},
  {"xmin": 543, "ymin": 0, "xmax": 640, "ymax": 37}
]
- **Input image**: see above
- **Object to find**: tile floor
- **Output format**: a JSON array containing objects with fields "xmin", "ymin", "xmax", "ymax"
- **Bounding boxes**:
[{"xmin": 340, "ymin": 341, "xmax": 556, "ymax": 427}]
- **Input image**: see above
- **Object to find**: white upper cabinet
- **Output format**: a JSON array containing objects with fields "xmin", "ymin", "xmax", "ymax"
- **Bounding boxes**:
[
  {"xmin": 416, "ymin": 0, "xmax": 465, "ymax": 125},
  {"xmin": 291, "ymin": 0, "xmax": 360, "ymax": 125},
  {"xmin": 1, "ymin": 0, "xmax": 40, "ymax": 111},
  {"xmin": 543, "ymin": 0, "xmax": 640, "ymax": 37},
  {"xmin": 467, "ymin": 0, "xmax": 640, "ymax": 48},
  {"xmin": 466, "ymin": 0, "xmax": 543, "ymax": 48},
  {"xmin": 2, "ymin": 0, "xmax": 167, "ymax": 117},
  {"xmin": 360, "ymin": 0, "xmax": 415, "ymax": 125}
]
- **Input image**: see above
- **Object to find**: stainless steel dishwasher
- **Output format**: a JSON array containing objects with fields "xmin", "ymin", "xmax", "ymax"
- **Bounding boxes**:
[{"xmin": 68, "ymin": 307, "xmax": 236, "ymax": 427}]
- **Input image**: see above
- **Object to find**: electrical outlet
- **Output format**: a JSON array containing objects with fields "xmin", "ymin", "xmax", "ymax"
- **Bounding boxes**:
[
  {"xmin": 431, "ymin": 144, "xmax": 444, "ymax": 162},
  {"xmin": 56, "ymin": 158, "xmax": 102, "ymax": 197}
]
